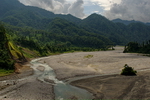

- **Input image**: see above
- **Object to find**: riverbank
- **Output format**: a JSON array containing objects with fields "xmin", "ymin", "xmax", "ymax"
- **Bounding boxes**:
[
  {"xmin": 0, "ymin": 59, "xmax": 55, "ymax": 100},
  {"xmin": 0, "ymin": 63, "xmax": 33, "ymax": 81}
]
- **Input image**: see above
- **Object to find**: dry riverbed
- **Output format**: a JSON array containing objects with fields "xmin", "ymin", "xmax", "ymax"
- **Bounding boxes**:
[
  {"xmin": 42, "ymin": 47, "xmax": 150, "ymax": 80},
  {"xmin": 0, "ymin": 46, "xmax": 150, "ymax": 99},
  {"xmin": 41, "ymin": 46, "xmax": 150, "ymax": 99}
]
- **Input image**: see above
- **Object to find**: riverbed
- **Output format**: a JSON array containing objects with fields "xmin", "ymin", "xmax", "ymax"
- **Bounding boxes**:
[{"xmin": 0, "ymin": 46, "xmax": 150, "ymax": 99}]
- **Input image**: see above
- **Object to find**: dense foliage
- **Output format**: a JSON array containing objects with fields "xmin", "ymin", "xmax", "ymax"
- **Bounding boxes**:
[
  {"xmin": 0, "ymin": 25, "xmax": 14, "ymax": 70},
  {"xmin": 2, "ymin": 18, "xmax": 113, "ymax": 57},
  {"xmin": 124, "ymin": 41, "xmax": 150, "ymax": 54},
  {"xmin": 121, "ymin": 64, "xmax": 137, "ymax": 75},
  {"xmin": 1, "ymin": 0, "xmax": 150, "ymax": 57},
  {"xmin": 1, "ymin": 0, "xmax": 150, "ymax": 47},
  {"xmin": 80, "ymin": 14, "xmax": 150, "ymax": 45}
]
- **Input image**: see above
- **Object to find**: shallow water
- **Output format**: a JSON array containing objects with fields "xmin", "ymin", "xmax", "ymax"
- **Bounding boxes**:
[{"xmin": 31, "ymin": 57, "xmax": 94, "ymax": 100}]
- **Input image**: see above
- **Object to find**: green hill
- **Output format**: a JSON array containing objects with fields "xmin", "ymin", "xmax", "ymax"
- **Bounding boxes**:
[
  {"xmin": 0, "ymin": 0, "xmax": 150, "ymax": 53},
  {"xmin": 0, "ymin": 25, "xmax": 27, "ymax": 75}
]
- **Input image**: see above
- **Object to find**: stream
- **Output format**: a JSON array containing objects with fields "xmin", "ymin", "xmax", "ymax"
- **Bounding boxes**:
[{"xmin": 31, "ymin": 57, "xmax": 94, "ymax": 100}]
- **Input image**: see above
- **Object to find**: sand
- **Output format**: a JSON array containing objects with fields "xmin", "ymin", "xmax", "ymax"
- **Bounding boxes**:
[
  {"xmin": 42, "ymin": 46, "xmax": 150, "ymax": 80},
  {"xmin": 42, "ymin": 46, "xmax": 150, "ymax": 99}
]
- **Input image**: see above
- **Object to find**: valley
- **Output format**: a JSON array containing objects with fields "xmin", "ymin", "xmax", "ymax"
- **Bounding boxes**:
[{"xmin": 0, "ymin": 0, "xmax": 150, "ymax": 99}]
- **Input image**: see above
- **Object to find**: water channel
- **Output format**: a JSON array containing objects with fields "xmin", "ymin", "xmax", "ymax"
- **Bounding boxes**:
[{"xmin": 31, "ymin": 57, "xmax": 94, "ymax": 100}]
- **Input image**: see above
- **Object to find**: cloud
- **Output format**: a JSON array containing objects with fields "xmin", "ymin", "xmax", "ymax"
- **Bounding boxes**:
[
  {"xmin": 87, "ymin": 0, "xmax": 121, "ymax": 10},
  {"xmin": 19, "ymin": 0, "xmax": 85, "ymax": 18},
  {"xmin": 105, "ymin": 0, "xmax": 150, "ymax": 22},
  {"xmin": 68, "ymin": 0, "xmax": 85, "ymax": 18},
  {"xmin": 83, "ymin": 1, "xmax": 103, "ymax": 15}
]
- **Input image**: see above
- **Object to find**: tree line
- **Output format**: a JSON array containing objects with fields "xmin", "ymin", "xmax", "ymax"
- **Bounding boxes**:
[{"xmin": 124, "ymin": 41, "xmax": 150, "ymax": 54}]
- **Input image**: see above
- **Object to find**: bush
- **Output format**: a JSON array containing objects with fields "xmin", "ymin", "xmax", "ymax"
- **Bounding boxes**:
[{"xmin": 121, "ymin": 64, "xmax": 137, "ymax": 75}]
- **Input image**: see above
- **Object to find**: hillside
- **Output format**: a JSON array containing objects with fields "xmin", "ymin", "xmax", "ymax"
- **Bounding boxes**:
[
  {"xmin": 0, "ymin": 0, "xmax": 150, "ymax": 47},
  {"xmin": 0, "ymin": 25, "xmax": 27, "ymax": 75},
  {"xmin": 0, "ymin": 0, "xmax": 81, "ymax": 29},
  {"xmin": 80, "ymin": 14, "xmax": 150, "ymax": 44},
  {"xmin": 112, "ymin": 18, "xmax": 150, "ymax": 26}
]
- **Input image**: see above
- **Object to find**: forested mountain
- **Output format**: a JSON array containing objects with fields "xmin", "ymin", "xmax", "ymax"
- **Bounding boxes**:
[
  {"xmin": 112, "ymin": 19, "xmax": 143, "ymax": 25},
  {"xmin": 2, "ymin": 18, "xmax": 113, "ymax": 56},
  {"xmin": 1, "ymin": 0, "xmax": 150, "ymax": 74},
  {"xmin": 112, "ymin": 18, "xmax": 150, "ymax": 26},
  {"xmin": 80, "ymin": 14, "xmax": 128, "ymax": 45},
  {"xmin": 0, "ymin": 0, "xmax": 150, "ymax": 50},
  {"xmin": 79, "ymin": 14, "xmax": 150, "ymax": 44},
  {"xmin": 0, "ymin": 0, "xmax": 81, "ymax": 29}
]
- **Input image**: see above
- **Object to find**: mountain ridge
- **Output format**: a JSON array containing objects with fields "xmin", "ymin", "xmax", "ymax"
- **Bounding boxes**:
[
  {"xmin": 112, "ymin": 18, "xmax": 150, "ymax": 26},
  {"xmin": 1, "ymin": 0, "xmax": 150, "ymax": 46}
]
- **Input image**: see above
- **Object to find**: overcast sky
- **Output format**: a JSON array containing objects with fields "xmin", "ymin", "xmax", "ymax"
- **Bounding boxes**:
[{"xmin": 19, "ymin": 0, "xmax": 150, "ymax": 22}]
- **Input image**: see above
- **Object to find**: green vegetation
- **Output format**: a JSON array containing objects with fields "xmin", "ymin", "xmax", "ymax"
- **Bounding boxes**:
[
  {"xmin": 121, "ymin": 64, "xmax": 137, "ymax": 76},
  {"xmin": 0, "ymin": 25, "xmax": 15, "ymax": 70},
  {"xmin": 0, "ymin": 69, "xmax": 14, "ymax": 76},
  {"xmin": 1, "ymin": 0, "xmax": 150, "ymax": 47},
  {"xmin": 124, "ymin": 41, "xmax": 150, "ymax": 54},
  {"xmin": 0, "ymin": 25, "xmax": 27, "ymax": 76},
  {"xmin": 84, "ymin": 55, "xmax": 93, "ymax": 58}
]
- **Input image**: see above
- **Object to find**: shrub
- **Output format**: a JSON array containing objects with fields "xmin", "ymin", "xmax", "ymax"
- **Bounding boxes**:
[{"xmin": 121, "ymin": 64, "xmax": 137, "ymax": 75}]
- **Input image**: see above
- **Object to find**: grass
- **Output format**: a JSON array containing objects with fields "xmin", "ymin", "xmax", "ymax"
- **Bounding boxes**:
[
  {"xmin": 84, "ymin": 55, "xmax": 93, "ymax": 58},
  {"xmin": 0, "ymin": 69, "xmax": 14, "ymax": 77},
  {"xmin": 8, "ymin": 41, "xmax": 23, "ymax": 59}
]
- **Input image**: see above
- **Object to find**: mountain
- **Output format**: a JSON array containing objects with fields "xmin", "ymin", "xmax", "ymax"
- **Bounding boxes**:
[
  {"xmin": 5, "ymin": 18, "xmax": 113, "ymax": 53},
  {"xmin": 80, "ymin": 14, "xmax": 128, "ymax": 45},
  {"xmin": 80, "ymin": 14, "xmax": 150, "ymax": 44},
  {"xmin": 1, "ymin": 0, "xmax": 150, "ymax": 47},
  {"xmin": 47, "ymin": 18, "xmax": 112, "ymax": 48},
  {"xmin": 0, "ymin": 0, "xmax": 81, "ymax": 29},
  {"xmin": 112, "ymin": 18, "xmax": 150, "ymax": 26}
]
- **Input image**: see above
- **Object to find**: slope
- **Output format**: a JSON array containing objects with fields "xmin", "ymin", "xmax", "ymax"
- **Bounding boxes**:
[
  {"xmin": 80, "ymin": 13, "xmax": 150, "ymax": 45},
  {"xmin": 80, "ymin": 13, "xmax": 128, "ymax": 45},
  {"xmin": 0, "ymin": 25, "xmax": 27, "ymax": 72},
  {"xmin": 47, "ymin": 18, "xmax": 113, "ymax": 49},
  {"xmin": 0, "ymin": 0, "xmax": 81, "ymax": 29}
]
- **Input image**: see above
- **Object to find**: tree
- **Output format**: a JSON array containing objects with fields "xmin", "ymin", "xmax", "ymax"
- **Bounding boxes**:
[{"xmin": 121, "ymin": 64, "xmax": 137, "ymax": 75}]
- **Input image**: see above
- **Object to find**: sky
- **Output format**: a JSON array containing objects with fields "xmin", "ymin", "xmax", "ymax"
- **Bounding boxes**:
[{"xmin": 18, "ymin": 0, "xmax": 150, "ymax": 23}]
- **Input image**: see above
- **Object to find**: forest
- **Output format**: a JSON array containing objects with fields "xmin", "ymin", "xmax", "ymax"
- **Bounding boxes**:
[{"xmin": 124, "ymin": 41, "xmax": 150, "ymax": 54}]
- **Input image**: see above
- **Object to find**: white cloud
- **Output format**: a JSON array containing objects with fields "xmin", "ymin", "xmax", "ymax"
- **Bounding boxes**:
[
  {"xmin": 105, "ymin": 0, "xmax": 150, "ymax": 22},
  {"xmin": 19, "ymin": 0, "xmax": 84, "ymax": 18},
  {"xmin": 68, "ymin": 0, "xmax": 85, "ymax": 18},
  {"xmin": 87, "ymin": 0, "xmax": 121, "ymax": 10},
  {"xmin": 18, "ymin": 0, "xmax": 150, "ymax": 22}
]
